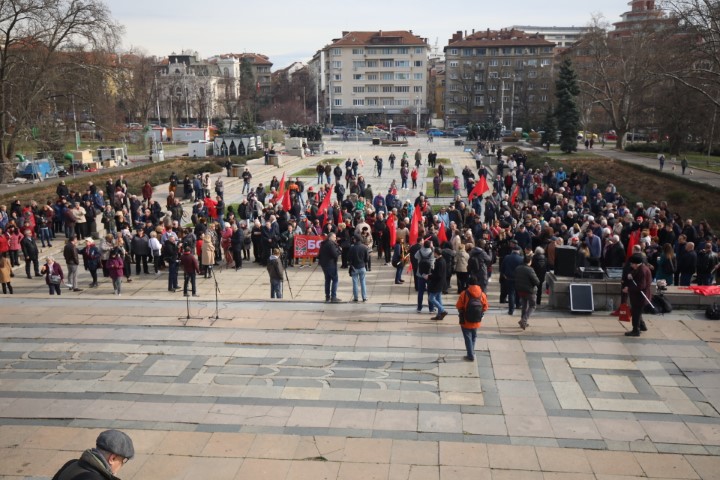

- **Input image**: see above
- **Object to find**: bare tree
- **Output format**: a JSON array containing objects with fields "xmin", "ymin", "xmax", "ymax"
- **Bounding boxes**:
[
  {"xmin": 573, "ymin": 18, "xmax": 661, "ymax": 148},
  {"xmin": 659, "ymin": 0, "xmax": 720, "ymax": 107},
  {"xmin": 0, "ymin": 0, "xmax": 121, "ymax": 181}
]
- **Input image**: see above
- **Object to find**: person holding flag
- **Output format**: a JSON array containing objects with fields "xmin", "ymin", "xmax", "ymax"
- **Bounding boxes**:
[{"xmin": 468, "ymin": 175, "xmax": 489, "ymax": 202}]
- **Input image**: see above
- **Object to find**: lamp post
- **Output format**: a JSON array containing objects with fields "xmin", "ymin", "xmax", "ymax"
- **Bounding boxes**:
[
  {"xmin": 510, "ymin": 75, "xmax": 516, "ymax": 132},
  {"xmin": 415, "ymin": 96, "xmax": 420, "ymax": 131},
  {"xmin": 354, "ymin": 115, "xmax": 359, "ymax": 142}
]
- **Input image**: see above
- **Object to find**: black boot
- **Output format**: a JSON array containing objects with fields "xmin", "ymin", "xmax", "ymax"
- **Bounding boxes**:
[{"xmin": 7, "ymin": 284, "xmax": 12, "ymax": 294}]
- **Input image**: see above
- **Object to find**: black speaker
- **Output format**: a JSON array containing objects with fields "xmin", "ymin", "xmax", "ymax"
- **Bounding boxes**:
[{"xmin": 555, "ymin": 245, "xmax": 578, "ymax": 277}]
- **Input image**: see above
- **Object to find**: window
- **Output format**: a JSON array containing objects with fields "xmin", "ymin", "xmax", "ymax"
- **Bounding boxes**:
[
  {"xmin": 382, "ymin": 86, "xmax": 393, "ymax": 93},
  {"xmin": 381, "ymin": 48, "xmax": 393, "ymax": 54},
  {"xmin": 502, "ymin": 71, "xmax": 511, "ymax": 78},
  {"xmin": 488, "ymin": 71, "xmax": 498, "ymax": 78},
  {"xmin": 528, "ymin": 95, "xmax": 535, "ymax": 102},
  {"xmin": 449, "ymin": 48, "xmax": 458, "ymax": 55},
  {"xmin": 540, "ymin": 83, "xmax": 549, "ymax": 90},
  {"xmin": 476, "ymin": 48, "xmax": 486, "ymax": 56},
  {"xmin": 541, "ymin": 59, "xmax": 552, "ymax": 66},
  {"xmin": 331, "ymin": 61, "xmax": 342, "ymax": 69},
  {"xmin": 353, "ymin": 61, "xmax": 365, "ymax": 68},
  {"xmin": 353, "ymin": 74, "xmax": 363, "ymax": 80},
  {"xmin": 527, "ymin": 83, "xmax": 535, "ymax": 90},
  {"xmin": 515, "ymin": 48, "xmax": 524, "ymax": 55},
  {"xmin": 381, "ymin": 72, "xmax": 393, "ymax": 80},
  {"xmin": 448, "ymin": 61, "xmax": 459, "ymax": 68},
  {"xmin": 449, "ymin": 84, "xmax": 459, "ymax": 92},
  {"xmin": 489, "ymin": 60, "xmax": 498, "ymax": 67},
  {"xmin": 367, "ymin": 73, "xmax": 378, "ymax": 80},
  {"xmin": 366, "ymin": 60, "xmax": 378, "ymax": 68},
  {"xmin": 448, "ymin": 108, "xmax": 456, "ymax": 114},
  {"xmin": 415, "ymin": 47, "xmax": 423, "ymax": 54},
  {"xmin": 413, "ymin": 86, "xmax": 423, "ymax": 93},
  {"xmin": 366, "ymin": 98, "xmax": 377, "ymax": 105},
  {"xmin": 502, "ymin": 59, "xmax": 511, "ymax": 67},
  {"xmin": 476, "ymin": 61, "xmax": 484, "ymax": 69},
  {"xmin": 450, "ymin": 73, "xmax": 458, "ymax": 80},
  {"xmin": 352, "ymin": 48, "xmax": 364, "ymax": 55},
  {"xmin": 527, "ymin": 70, "xmax": 537, "ymax": 78},
  {"xmin": 394, "ymin": 86, "xmax": 410, "ymax": 93},
  {"xmin": 415, "ymin": 98, "xmax": 423, "ymax": 105},
  {"xmin": 502, "ymin": 48, "xmax": 512, "ymax": 55},
  {"xmin": 396, "ymin": 99, "xmax": 410, "ymax": 106},
  {"xmin": 540, "ymin": 95, "xmax": 548, "ymax": 102},
  {"xmin": 353, "ymin": 86, "xmax": 365, "ymax": 93},
  {"xmin": 333, "ymin": 74, "xmax": 341, "ymax": 81},
  {"xmin": 489, "ymin": 48, "xmax": 498, "ymax": 56},
  {"xmin": 381, "ymin": 59, "xmax": 393, "ymax": 68},
  {"xmin": 331, "ymin": 48, "xmax": 341, "ymax": 56},
  {"xmin": 516, "ymin": 60, "xmax": 524, "ymax": 68},
  {"xmin": 475, "ymin": 84, "xmax": 484, "ymax": 92},
  {"xmin": 367, "ymin": 85, "xmax": 379, "ymax": 92},
  {"xmin": 353, "ymin": 99, "xmax": 365, "ymax": 105},
  {"xmin": 397, "ymin": 47, "xmax": 409, "ymax": 54},
  {"xmin": 462, "ymin": 48, "xmax": 472, "ymax": 56},
  {"xmin": 502, "ymin": 96, "xmax": 510, "ymax": 103},
  {"xmin": 333, "ymin": 86, "xmax": 342, "ymax": 93},
  {"xmin": 395, "ymin": 73, "xmax": 409, "ymax": 80},
  {"xmin": 488, "ymin": 84, "xmax": 498, "ymax": 91},
  {"xmin": 526, "ymin": 59, "xmax": 538, "ymax": 67},
  {"xmin": 395, "ymin": 60, "xmax": 410, "ymax": 67},
  {"xmin": 463, "ymin": 72, "xmax": 472, "ymax": 79},
  {"xmin": 367, "ymin": 48, "xmax": 377, "ymax": 54},
  {"xmin": 334, "ymin": 98, "xmax": 342, "ymax": 106},
  {"xmin": 543, "ymin": 47, "xmax": 552, "ymax": 53},
  {"xmin": 382, "ymin": 98, "xmax": 393, "ymax": 105},
  {"xmin": 414, "ymin": 73, "xmax": 423, "ymax": 80},
  {"xmin": 414, "ymin": 60, "xmax": 423, "ymax": 67}
]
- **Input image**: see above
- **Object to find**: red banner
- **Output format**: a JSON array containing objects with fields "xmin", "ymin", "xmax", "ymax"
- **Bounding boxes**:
[{"xmin": 294, "ymin": 234, "xmax": 325, "ymax": 258}]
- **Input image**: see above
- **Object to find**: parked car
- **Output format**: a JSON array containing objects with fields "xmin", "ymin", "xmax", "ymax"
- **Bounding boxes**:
[
  {"xmin": 427, "ymin": 128, "xmax": 445, "ymax": 137},
  {"xmin": 443, "ymin": 130, "xmax": 461, "ymax": 138},
  {"xmin": 394, "ymin": 126, "xmax": 416, "ymax": 136},
  {"xmin": 453, "ymin": 127, "xmax": 468, "ymax": 137}
]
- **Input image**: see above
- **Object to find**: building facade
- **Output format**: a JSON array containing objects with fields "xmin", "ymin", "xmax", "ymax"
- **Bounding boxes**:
[
  {"xmin": 312, "ymin": 31, "xmax": 431, "ymax": 129},
  {"xmin": 511, "ymin": 25, "xmax": 589, "ymax": 49},
  {"xmin": 443, "ymin": 29, "xmax": 555, "ymax": 129}
]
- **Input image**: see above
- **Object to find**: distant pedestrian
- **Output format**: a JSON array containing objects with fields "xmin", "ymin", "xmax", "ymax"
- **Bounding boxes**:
[
  {"xmin": 52, "ymin": 429, "xmax": 134, "ymax": 480},
  {"xmin": 624, "ymin": 253, "xmax": 652, "ymax": 337},
  {"xmin": 427, "ymin": 247, "xmax": 448, "ymax": 320},
  {"xmin": 658, "ymin": 154, "xmax": 665, "ymax": 171},
  {"xmin": 107, "ymin": 247, "xmax": 125, "ymax": 296},
  {"xmin": 41, "ymin": 256, "xmax": 64, "ymax": 295},
  {"xmin": 180, "ymin": 245, "xmax": 200, "ymax": 297},
  {"xmin": 348, "ymin": 234, "xmax": 369, "ymax": 302},
  {"xmin": 681, "ymin": 157, "xmax": 688, "ymax": 175}
]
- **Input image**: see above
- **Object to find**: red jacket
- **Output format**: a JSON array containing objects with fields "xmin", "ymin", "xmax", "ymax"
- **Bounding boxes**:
[
  {"xmin": 180, "ymin": 251, "xmax": 200, "ymax": 274},
  {"xmin": 455, "ymin": 285, "xmax": 489, "ymax": 329}
]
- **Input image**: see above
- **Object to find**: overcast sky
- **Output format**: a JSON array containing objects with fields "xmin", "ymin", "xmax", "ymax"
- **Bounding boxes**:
[{"xmin": 108, "ymin": 0, "xmax": 634, "ymax": 68}]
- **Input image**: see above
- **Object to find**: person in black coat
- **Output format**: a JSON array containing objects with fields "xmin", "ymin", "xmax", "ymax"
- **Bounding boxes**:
[
  {"xmin": 20, "ymin": 229, "xmax": 40, "ymax": 279},
  {"xmin": 318, "ymin": 233, "xmax": 342, "ymax": 302},
  {"xmin": 52, "ymin": 429, "xmax": 134, "ymax": 480},
  {"xmin": 531, "ymin": 247, "xmax": 547, "ymax": 305},
  {"xmin": 230, "ymin": 224, "xmax": 245, "ymax": 270},
  {"xmin": 500, "ymin": 247, "xmax": 524, "ymax": 314},
  {"xmin": 426, "ymin": 247, "xmax": 448, "ymax": 320}
]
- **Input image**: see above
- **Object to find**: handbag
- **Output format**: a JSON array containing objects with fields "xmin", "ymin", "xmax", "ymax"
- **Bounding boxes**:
[
  {"xmin": 348, "ymin": 265, "xmax": 355, "ymax": 277},
  {"xmin": 50, "ymin": 274, "xmax": 61, "ymax": 285}
]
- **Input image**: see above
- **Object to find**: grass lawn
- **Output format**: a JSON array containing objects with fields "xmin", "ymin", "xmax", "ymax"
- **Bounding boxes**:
[
  {"xmin": 291, "ymin": 157, "xmax": 344, "ymax": 177},
  {"xmin": 436, "ymin": 157, "xmax": 452, "ymax": 165},
  {"xmin": 426, "ymin": 167, "xmax": 455, "ymax": 178},
  {"xmin": 424, "ymin": 181, "xmax": 457, "ymax": 197}
]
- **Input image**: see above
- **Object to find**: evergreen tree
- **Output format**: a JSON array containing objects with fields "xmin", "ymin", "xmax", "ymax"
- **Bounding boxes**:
[
  {"xmin": 540, "ymin": 107, "xmax": 558, "ymax": 146},
  {"xmin": 555, "ymin": 58, "xmax": 580, "ymax": 153}
]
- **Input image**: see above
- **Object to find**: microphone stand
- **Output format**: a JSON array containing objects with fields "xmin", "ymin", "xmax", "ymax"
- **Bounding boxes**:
[
  {"xmin": 208, "ymin": 266, "xmax": 232, "ymax": 324},
  {"xmin": 178, "ymin": 274, "xmax": 204, "ymax": 326}
]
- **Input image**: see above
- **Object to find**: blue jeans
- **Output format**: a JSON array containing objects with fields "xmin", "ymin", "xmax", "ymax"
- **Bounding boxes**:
[
  {"xmin": 168, "ymin": 261, "xmax": 179, "ymax": 290},
  {"xmin": 39, "ymin": 227, "xmax": 52, "ymax": 246},
  {"xmin": 323, "ymin": 265, "xmax": 338, "ymax": 300},
  {"xmin": 270, "ymin": 278, "xmax": 283, "ymax": 298},
  {"xmin": 461, "ymin": 327, "xmax": 477, "ymax": 359},
  {"xmin": 506, "ymin": 280, "xmax": 518, "ymax": 314},
  {"xmin": 429, "ymin": 291, "xmax": 445, "ymax": 314},
  {"xmin": 351, "ymin": 267, "xmax": 367, "ymax": 300},
  {"xmin": 416, "ymin": 276, "xmax": 431, "ymax": 311},
  {"xmin": 395, "ymin": 265, "xmax": 404, "ymax": 283}
]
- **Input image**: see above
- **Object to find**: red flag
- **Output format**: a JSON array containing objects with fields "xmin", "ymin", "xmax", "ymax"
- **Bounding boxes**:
[
  {"xmin": 337, "ymin": 207, "xmax": 343, "ymax": 226},
  {"xmin": 276, "ymin": 171, "xmax": 286, "ymax": 201},
  {"xmin": 387, "ymin": 213, "xmax": 397, "ymax": 248},
  {"xmin": 468, "ymin": 175, "xmax": 489, "ymax": 201},
  {"xmin": 409, "ymin": 205, "xmax": 422, "ymax": 245},
  {"xmin": 510, "ymin": 185, "xmax": 520, "ymax": 206},
  {"xmin": 626, "ymin": 229, "xmax": 641, "ymax": 260},
  {"xmin": 437, "ymin": 221, "xmax": 448, "ymax": 244},
  {"xmin": 282, "ymin": 190, "xmax": 291, "ymax": 211},
  {"xmin": 317, "ymin": 184, "xmax": 333, "ymax": 219}
]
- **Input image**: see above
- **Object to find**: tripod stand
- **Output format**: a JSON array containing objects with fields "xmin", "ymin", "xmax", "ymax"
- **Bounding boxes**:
[
  {"xmin": 208, "ymin": 265, "xmax": 233, "ymax": 323},
  {"xmin": 178, "ymin": 282, "xmax": 204, "ymax": 326}
]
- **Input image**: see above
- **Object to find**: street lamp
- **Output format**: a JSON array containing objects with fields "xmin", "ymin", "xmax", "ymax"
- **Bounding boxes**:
[
  {"xmin": 354, "ymin": 115, "xmax": 359, "ymax": 142},
  {"xmin": 510, "ymin": 75, "xmax": 516, "ymax": 131},
  {"xmin": 415, "ymin": 96, "xmax": 420, "ymax": 131}
]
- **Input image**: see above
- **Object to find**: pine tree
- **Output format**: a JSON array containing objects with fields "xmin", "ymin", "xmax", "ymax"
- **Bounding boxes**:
[
  {"xmin": 555, "ymin": 58, "xmax": 580, "ymax": 153},
  {"xmin": 540, "ymin": 107, "xmax": 557, "ymax": 147}
]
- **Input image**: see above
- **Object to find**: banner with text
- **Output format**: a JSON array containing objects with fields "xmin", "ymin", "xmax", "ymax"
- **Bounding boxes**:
[{"xmin": 293, "ymin": 235, "xmax": 325, "ymax": 258}]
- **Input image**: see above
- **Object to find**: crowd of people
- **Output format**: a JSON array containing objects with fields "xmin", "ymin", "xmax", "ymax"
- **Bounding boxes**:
[{"xmin": 1, "ymin": 144, "xmax": 718, "ymax": 345}]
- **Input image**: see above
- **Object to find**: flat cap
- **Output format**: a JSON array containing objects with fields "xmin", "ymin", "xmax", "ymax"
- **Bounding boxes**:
[{"xmin": 96, "ymin": 430, "xmax": 134, "ymax": 459}]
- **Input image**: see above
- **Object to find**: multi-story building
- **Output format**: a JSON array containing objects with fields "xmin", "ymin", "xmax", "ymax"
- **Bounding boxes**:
[
  {"xmin": 443, "ymin": 29, "xmax": 555, "ymax": 129},
  {"xmin": 611, "ymin": 0, "xmax": 668, "ymax": 38},
  {"xmin": 311, "ymin": 30, "xmax": 431, "ymax": 129},
  {"xmin": 210, "ymin": 53, "xmax": 273, "ymax": 100},
  {"xmin": 511, "ymin": 25, "xmax": 589, "ymax": 49}
]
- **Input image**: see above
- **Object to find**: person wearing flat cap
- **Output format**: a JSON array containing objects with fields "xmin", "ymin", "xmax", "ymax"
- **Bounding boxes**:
[
  {"xmin": 623, "ymin": 253, "xmax": 652, "ymax": 337},
  {"xmin": 52, "ymin": 429, "xmax": 134, "ymax": 480}
]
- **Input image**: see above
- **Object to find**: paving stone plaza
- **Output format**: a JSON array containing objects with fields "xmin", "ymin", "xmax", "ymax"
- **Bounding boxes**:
[{"xmin": 1, "ymin": 137, "xmax": 719, "ymax": 479}]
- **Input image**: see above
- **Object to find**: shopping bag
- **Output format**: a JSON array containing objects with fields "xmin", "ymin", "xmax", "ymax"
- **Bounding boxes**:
[{"xmin": 618, "ymin": 303, "xmax": 631, "ymax": 322}]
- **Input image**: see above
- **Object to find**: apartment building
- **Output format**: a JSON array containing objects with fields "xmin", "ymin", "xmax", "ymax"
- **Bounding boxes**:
[
  {"xmin": 511, "ymin": 25, "xmax": 589, "ymax": 49},
  {"xmin": 312, "ymin": 30, "xmax": 431, "ymax": 128},
  {"xmin": 443, "ymin": 29, "xmax": 555, "ymax": 129}
]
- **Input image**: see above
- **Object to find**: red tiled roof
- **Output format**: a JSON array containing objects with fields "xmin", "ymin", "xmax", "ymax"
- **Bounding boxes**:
[
  {"xmin": 216, "ymin": 52, "xmax": 272, "ymax": 65},
  {"xmin": 329, "ymin": 31, "xmax": 428, "ymax": 47},
  {"xmin": 447, "ymin": 29, "xmax": 554, "ymax": 48}
]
